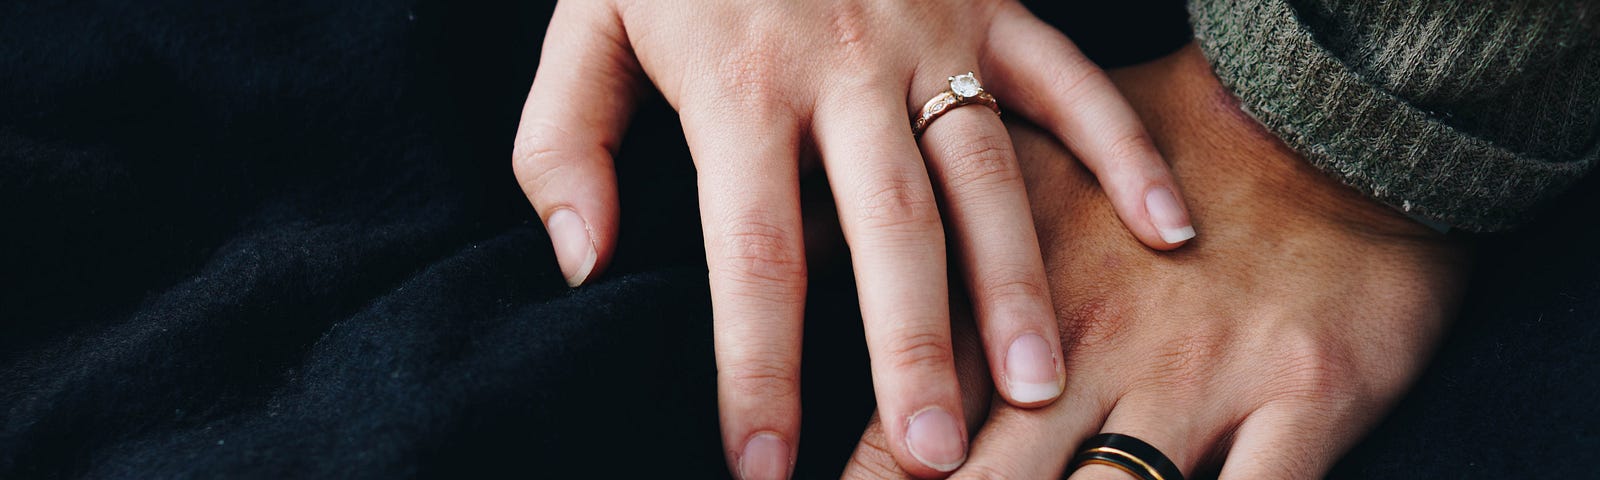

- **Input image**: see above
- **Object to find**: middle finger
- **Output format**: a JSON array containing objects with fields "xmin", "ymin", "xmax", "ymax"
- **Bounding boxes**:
[{"xmin": 816, "ymin": 82, "xmax": 968, "ymax": 477}]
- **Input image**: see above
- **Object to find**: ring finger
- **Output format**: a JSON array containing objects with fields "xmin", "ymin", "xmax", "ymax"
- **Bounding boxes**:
[
  {"xmin": 910, "ymin": 65, "xmax": 1066, "ymax": 409},
  {"xmin": 1066, "ymin": 392, "xmax": 1222, "ymax": 480}
]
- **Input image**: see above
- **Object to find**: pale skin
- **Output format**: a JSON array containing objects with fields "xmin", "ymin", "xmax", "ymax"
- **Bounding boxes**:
[
  {"xmin": 513, "ymin": 1, "xmax": 1196, "ymax": 478},
  {"xmin": 840, "ymin": 44, "xmax": 1470, "ymax": 479}
]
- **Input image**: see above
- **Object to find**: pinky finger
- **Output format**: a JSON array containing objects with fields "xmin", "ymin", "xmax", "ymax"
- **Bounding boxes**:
[
  {"xmin": 981, "ymin": 4, "xmax": 1196, "ymax": 249},
  {"xmin": 1218, "ymin": 402, "xmax": 1366, "ymax": 480}
]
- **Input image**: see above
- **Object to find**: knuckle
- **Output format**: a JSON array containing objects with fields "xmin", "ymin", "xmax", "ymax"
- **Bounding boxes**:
[
  {"xmin": 512, "ymin": 149, "xmax": 583, "ymax": 204},
  {"xmin": 936, "ymin": 128, "xmax": 1022, "ymax": 192},
  {"xmin": 1103, "ymin": 131, "xmax": 1159, "ymax": 162},
  {"xmin": 512, "ymin": 134, "xmax": 565, "ymax": 175},
  {"xmin": 825, "ymin": 2, "xmax": 871, "ymax": 55},
  {"xmin": 513, "ymin": 118, "xmax": 608, "ymax": 169},
  {"xmin": 510, "ymin": 132, "xmax": 556, "ymax": 171},
  {"xmin": 1260, "ymin": 337, "xmax": 1359, "ymax": 407},
  {"xmin": 973, "ymin": 268, "xmax": 1049, "ymax": 311},
  {"xmin": 845, "ymin": 433, "xmax": 905, "ymax": 479},
  {"xmin": 722, "ymin": 357, "xmax": 801, "ymax": 400},
  {"xmin": 712, "ymin": 220, "xmax": 807, "ymax": 302},
  {"xmin": 882, "ymin": 328, "xmax": 955, "ymax": 372},
  {"xmin": 512, "ymin": 125, "xmax": 612, "ymax": 203},
  {"xmin": 711, "ymin": 38, "xmax": 793, "ymax": 117},
  {"xmin": 511, "ymin": 143, "xmax": 566, "ymax": 188},
  {"xmin": 852, "ymin": 169, "xmax": 942, "ymax": 233},
  {"xmin": 1047, "ymin": 53, "xmax": 1105, "ymax": 98},
  {"xmin": 1276, "ymin": 357, "xmax": 1343, "ymax": 400}
]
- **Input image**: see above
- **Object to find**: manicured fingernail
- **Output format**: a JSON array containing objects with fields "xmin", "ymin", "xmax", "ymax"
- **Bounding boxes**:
[
  {"xmin": 1145, "ymin": 186, "xmax": 1196, "ymax": 244},
  {"xmin": 1006, "ymin": 333, "xmax": 1062, "ymax": 403},
  {"xmin": 546, "ymin": 208, "xmax": 597, "ymax": 287},
  {"xmin": 739, "ymin": 433, "xmax": 790, "ymax": 480},
  {"xmin": 906, "ymin": 407, "xmax": 966, "ymax": 471}
]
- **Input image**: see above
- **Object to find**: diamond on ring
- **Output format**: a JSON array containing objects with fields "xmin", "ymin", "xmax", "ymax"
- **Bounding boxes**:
[
  {"xmin": 949, "ymin": 72, "xmax": 982, "ymax": 99},
  {"xmin": 911, "ymin": 71, "xmax": 1001, "ymax": 138}
]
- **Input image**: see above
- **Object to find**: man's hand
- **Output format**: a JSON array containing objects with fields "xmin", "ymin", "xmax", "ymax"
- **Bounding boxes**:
[{"xmin": 843, "ymin": 44, "xmax": 1469, "ymax": 479}]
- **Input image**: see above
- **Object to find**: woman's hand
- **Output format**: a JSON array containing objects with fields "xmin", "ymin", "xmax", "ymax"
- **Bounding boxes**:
[
  {"xmin": 843, "ymin": 44, "xmax": 1470, "ymax": 479},
  {"xmin": 513, "ymin": 1, "xmax": 1193, "ymax": 477}
]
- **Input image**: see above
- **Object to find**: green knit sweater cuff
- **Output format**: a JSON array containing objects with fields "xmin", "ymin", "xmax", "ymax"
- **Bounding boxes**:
[{"xmin": 1189, "ymin": 0, "xmax": 1597, "ymax": 232}]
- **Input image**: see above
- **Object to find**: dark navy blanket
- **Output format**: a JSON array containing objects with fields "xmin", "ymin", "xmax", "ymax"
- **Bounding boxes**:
[{"xmin": 1, "ymin": 1, "xmax": 1594, "ymax": 477}]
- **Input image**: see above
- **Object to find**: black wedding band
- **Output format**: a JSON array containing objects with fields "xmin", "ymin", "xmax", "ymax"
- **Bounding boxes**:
[{"xmin": 1071, "ymin": 433, "xmax": 1185, "ymax": 480}]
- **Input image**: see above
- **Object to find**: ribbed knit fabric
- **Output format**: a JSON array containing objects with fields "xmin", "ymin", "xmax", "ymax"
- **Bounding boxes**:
[{"xmin": 1189, "ymin": 0, "xmax": 1599, "ymax": 231}]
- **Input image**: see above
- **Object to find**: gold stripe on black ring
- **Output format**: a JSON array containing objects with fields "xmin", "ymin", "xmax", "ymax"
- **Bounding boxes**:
[
  {"xmin": 1071, "ymin": 433, "xmax": 1185, "ymax": 480},
  {"xmin": 1073, "ymin": 447, "xmax": 1164, "ymax": 480}
]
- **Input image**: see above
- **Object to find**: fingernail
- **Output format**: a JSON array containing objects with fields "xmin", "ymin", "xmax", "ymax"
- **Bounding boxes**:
[
  {"xmin": 739, "ymin": 433, "xmax": 790, "ymax": 480},
  {"xmin": 906, "ymin": 407, "xmax": 966, "ymax": 472},
  {"xmin": 1006, "ymin": 333, "xmax": 1062, "ymax": 403},
  {"xmin": 546, "ymin": 208, "xmax": 597, "ymax": 287},
  {"xmin": 1145, "ymin": 186, "xmax": 1196, "ymax": 244}
]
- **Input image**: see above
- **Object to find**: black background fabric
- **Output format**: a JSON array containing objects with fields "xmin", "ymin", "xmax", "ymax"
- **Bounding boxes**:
[{"xmin": 1, "ymin": 1, "xmax": 1595, "ymax": 478}]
